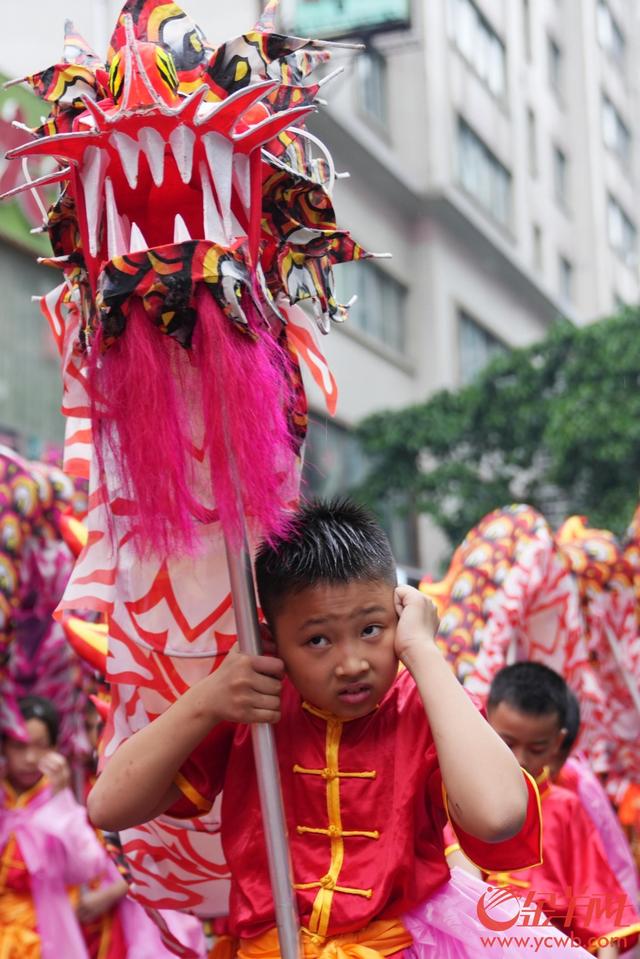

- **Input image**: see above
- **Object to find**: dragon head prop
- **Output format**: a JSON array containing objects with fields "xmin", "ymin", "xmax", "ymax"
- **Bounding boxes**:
[{"xmin": 4, "ymin": 0, "xmax": 369, "ymax": 553}]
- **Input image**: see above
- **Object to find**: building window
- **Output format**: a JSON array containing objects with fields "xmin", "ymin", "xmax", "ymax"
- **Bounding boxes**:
[
  {"xmin": 547, "ymin": 35, "xmax": 563, "ymax": 98},
  {"xmin": 447, "ymin": 0, "xmax": 506, "ymax": 99},
  {"xmin": 356, "ymin": 49, "xmax": 387, "ymax": 126},
  {"xmin": 458, "ymin": 310, "xmax": 507, "ymax": 385},
  {"xmin": 527, "ymin": 107, "xmax": 537, "ymax": 176},
  {"xmin": 457, "ymin": 118, "xmax": 512, "ymax": 228},
  {"xmin": 334, "ymin": 260, "xmax": 407, "ymax": 355},
  {"xmin": 553, "ymin": 145, "xmax": 568, "ymax": 209},
  {"xmin": 522, "ymin": 0, "xmax": 532, "ymax": 61},
  {"xmin": 532, "ymin": 223, "xmax": 543, "ymax": 271},
  {"xmin": 602, "ymin": 95, "xmax": 631, "ymax": 167},
  {"xmin": 597, "ymin": 0, "xmax": 626, "ymax": 69},
  {"xmin": 559, "ymin": 255, "xmax": 573, "ymax": 304},
  {"xmin": 607, "ymin": 195, "xmax": 637, "ymax": 265}
]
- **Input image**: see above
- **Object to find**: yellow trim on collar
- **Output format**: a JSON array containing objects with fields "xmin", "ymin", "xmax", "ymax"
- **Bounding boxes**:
[
  {"xmin": 301, "ymin": 702, "xmax": 380, "ymax": 723},
  {"xmin": 2, "ymin": 777, "xmax": 47, "ymax": 809}
]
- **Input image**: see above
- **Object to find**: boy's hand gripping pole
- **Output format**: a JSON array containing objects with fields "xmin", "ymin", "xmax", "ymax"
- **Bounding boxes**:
[{"xmin": 224, "ymin": 532, "xmax": 302, "ymax": 959}]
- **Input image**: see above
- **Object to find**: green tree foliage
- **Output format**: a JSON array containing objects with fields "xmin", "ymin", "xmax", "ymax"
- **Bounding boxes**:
[{"xmin": 355, "ymin": 309, "xmax": 640, "ymax": 549}]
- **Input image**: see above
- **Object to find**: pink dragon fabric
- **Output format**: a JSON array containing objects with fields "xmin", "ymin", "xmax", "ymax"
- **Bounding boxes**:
[{"xmin": 0, "ymin": 445, "xmax": 92, "ymax": 757}]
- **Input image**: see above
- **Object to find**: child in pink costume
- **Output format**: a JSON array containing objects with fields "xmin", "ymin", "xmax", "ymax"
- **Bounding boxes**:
[
  {"xmin": 0, "ymin": 695, "xmax": 106, "ymax": 959},
  {"xmin": 90, "ymin": 499, "xmax": 587, "ymax": 958},
  {"xmin": 80, "ymin": 691, "xmax": 208, "ymax": 958}
]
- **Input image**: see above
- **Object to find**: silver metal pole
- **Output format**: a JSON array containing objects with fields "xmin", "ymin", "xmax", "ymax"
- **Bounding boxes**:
[{"xmin": 224, "ymin": 532, "xmax": 302, "ymax": 959}]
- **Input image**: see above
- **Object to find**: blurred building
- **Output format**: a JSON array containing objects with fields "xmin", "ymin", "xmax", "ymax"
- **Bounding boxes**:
[
  {"xmin": 285, "ymin": 0, "xmax": 640, "ymax": 572},
  {"xmin": 1, "ymin": 0, "xmax": 639, "ymax": 571},
  {"xmin": 0, "ymin": 72, "xmax": 69, "ymax": 457}
]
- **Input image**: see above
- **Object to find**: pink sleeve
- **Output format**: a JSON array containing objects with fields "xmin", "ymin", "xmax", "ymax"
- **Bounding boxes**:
[{"xmin": 41, "ymin": 788, "xmax": 107, "ymax": 884}]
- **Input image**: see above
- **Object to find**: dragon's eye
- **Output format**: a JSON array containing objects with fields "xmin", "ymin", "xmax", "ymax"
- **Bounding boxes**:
[
  {"xmin": 156, "ymin": 47, "xmax": 179, "ymax": 96},
  {"xmin": 109, "ymin": 51, "xmax": 124, "ymax": 101}
]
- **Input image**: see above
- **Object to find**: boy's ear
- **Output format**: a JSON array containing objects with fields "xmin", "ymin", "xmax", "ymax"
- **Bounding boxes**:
[
  {"xmin": 259, "ymin": 621, "xmax": 277, "ymax": 656},
  {"xmin": 553, "ymin": 726, "xmax": 569, "ymax": 756}
]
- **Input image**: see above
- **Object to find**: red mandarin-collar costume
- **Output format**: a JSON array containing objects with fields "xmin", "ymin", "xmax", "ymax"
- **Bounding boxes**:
[
  {"xmin": 475, "ymin": 770, "xmax": 640, "ymax": 951},
  {"xmin": 169, "ymin": 667, "xmax": 542, "ymax": 948}
]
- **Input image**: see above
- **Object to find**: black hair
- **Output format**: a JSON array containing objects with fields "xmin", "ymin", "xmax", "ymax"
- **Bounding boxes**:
[
  {"xmin": 255, "ymin": 497, "xmax": 397, "ymax": 623},
  {"xmin": 487, "ymin": 662, "xmax": 568, "ymax": 729},
  {"xmin": 560, "ymin": 686, "xmax": 580, "ymax": 756},
  {"xmin": 18, "ymin": 695, "xmax": 60, "ymax": 747}
]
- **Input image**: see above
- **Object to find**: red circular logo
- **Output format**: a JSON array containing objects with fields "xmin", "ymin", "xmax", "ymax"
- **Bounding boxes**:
[{"xmin": 476, "ymin": 887, "xmax": 522, "ymax": 931}]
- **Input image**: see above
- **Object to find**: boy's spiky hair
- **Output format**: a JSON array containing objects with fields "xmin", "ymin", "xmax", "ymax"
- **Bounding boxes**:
[
  {"xmin": 255, "ymin": 497, "xmax": 397, "ymax": 622},
  {"xmin": 487, "ymin": 662, "xmax": 568, "ymax": 729}
]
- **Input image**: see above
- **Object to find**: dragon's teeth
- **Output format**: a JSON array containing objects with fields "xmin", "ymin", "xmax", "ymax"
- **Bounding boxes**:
[
  {"xmin": 173, "ymin": 213, "xmax": 191, "ymax": 243},
  {"xmin": 202, "ymin": 131, "xmax": 233, "ymax": 240},
  {"xmin": 229, "ymin": 210, "xmax": 247, "ymax": 242},
  {"xmin": 169, "ymin": 126, "xmax": 195, "ymax": 185},
  {"xmin": 200, "ymin": 161, "xmax": 226, "ymax": 245},
  {"xmin": 104, "ymin": 177, "xmax": 128, "ymax": 259},
  {"xmin": 233, "ymin": 153, "xmax": 251, "ymax": 215},
  {"xmin": 110, "ymin": 132, "xmax": 140, "ymax": 189},
  {"xmin": 129, "ymin": 222, "xmax": 149, "ymax": 253},
  {"xmin": 80, "ymin": 146, "xmax": 109, "ymax": 258},
  {"xmin": 138, "ymin": 127, "xmax": 165, "ymax": 187}
]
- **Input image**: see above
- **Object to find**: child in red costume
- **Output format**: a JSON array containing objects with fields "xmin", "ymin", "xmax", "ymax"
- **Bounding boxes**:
[
  {"xmin": 484, "ymin": 663, "xmax": 640, "ymax": 957},
  {"xmin": 90, "ymin": 499, "xmax": 584, "ymax": 958},
  {"xmin": 551, "ymin": 688, "xmax": 639, "ymax": 911}
]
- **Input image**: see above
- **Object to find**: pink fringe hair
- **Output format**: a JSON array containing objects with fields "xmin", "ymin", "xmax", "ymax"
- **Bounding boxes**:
[{"xmin": 88, "ymin": 286, "xmax": 296, "ymax": 555}]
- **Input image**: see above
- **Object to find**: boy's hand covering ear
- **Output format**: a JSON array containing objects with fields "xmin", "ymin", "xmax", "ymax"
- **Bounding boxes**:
[{"xmin": 393, "ymin": 585, "xmax": 440, "ymax": 665}]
